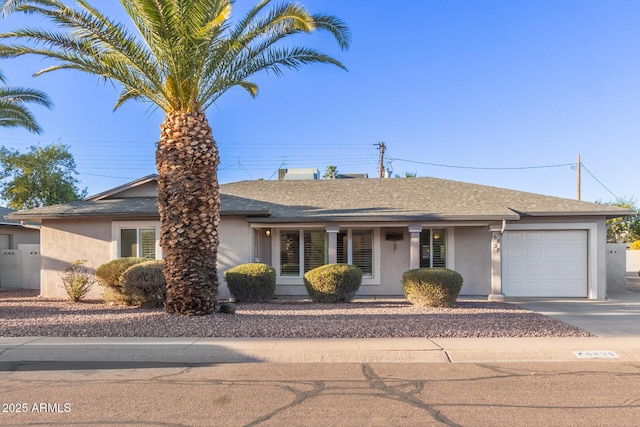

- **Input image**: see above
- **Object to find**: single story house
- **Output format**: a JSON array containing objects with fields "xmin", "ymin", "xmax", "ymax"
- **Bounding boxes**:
[
  {"xmin": 0, "ymin": 206, "xmax": 41, "ymax": 290},
  {"xmin": 6, "ymin": 174, "xmax": 634, "ymax": 300}
]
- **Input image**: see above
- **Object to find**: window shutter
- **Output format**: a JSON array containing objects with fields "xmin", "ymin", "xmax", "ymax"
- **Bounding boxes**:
[
  {"xmin": 419, "ymin": 229, "xmax": 446, "ymax": 268},
  {"xmin": 419, "ymin": 230, "xmax": 431, "ymax": 268},
  {"xmin": 280, "ymin": 231, "xmax": 300, "ymax": 276},
  {"xmin": 139, "ymin": 229, "xmax": 156, "ymax": 259},
  {"xmin": 351, "ymin": 230, "xmax": 373, "ymax": 276},
  {"xmin": 432, "ymin": 229, "xmax": 446, "ymax": 268},
  {"xmin": 304, "ymin": 231, "xmax": 327, "ymax": 273}
]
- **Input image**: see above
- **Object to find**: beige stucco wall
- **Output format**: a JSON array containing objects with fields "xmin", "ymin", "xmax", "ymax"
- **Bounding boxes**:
[
  {"xmin": 40, "ymin": 218, "xmax": 112, "ymax": 299},
  {"xmin": 217, "ymin": 217, "xmax": 253, "ymax": 299},
  {"xmin": 39, "ymin": 216, "xmax": 253, "ymax": 300},
  {"xmin": 454, "ymin": 227, "xmax": 492, "ymax": 296},
  {"xmin": 369, "ymin": 227, "xmax": 409, "ymax": 295}
]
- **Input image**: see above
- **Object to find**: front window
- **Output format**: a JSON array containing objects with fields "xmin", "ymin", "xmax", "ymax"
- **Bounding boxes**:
[
  {"xmin": 279, "ymin": 230, "xmax": 328, "ymax": 276},
  {"xmin": 304, "ymin": 231, "xmax": 327, "ymax": 273},
  {"xmin": 420, "ymin": 229, "xmax": 446, "ymax": 268},
  {"xmin": 279, "ymin": 228, "xmax": 374, "ymax": 277},
  {"xmin": 280, "ymin": 230, "xmax": 300, "ymax": 276},
  {"xmin": 120, "ymin": 228, "xmax": 156, "ymax": 258},
  {"xmin": 112, "ymin": 221, "xmax": 161, "ymax": 260},
  {"xmin": 337, "ymin": 230, "xmax": 373, "ymax": 276}
]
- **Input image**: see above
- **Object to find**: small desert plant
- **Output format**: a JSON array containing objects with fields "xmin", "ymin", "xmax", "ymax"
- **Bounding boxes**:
[
  {"xmin": 402, "ymin": 268, "xmax": 463, "ymax": 308},
  {"xmin": 224, "ymin": 263, "xmax": 276, "ymax": 302},
  {"xmin": 95, "ymin": 257, "xmax": 147, "ymax": 305},
  {"xmin": 303, "ymin": 264, "xmax": 362, "ymax": 303},
  {"xmin": 121, "ymin": 260, "xmax": 166, "ymax": 307},
  {"xmin": 60, "ymin": 259, "xmax": 96, "ymax": 302}
]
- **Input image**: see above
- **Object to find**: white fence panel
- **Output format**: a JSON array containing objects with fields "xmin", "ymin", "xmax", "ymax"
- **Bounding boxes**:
[
  {"xmin": 19, "ymin": 244, "xmax": 40, "ymax": 290},
  {"xmin": 0, "ymin": 250, "xmax": 23, "ymax": 288}
]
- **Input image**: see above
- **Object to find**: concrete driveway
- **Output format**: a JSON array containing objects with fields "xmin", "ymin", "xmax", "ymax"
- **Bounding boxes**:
[{"xmin": 508, "ymin": 291, "xmax": 640, "ymax": 337}]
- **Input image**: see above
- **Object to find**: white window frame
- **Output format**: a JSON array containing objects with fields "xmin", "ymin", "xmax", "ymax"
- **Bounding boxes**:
[
  {"xmin": 273, "ymin": 226, "xmax": 381, "ymax": 286},
  {"xmin": 419, "ymin": 228, "xmax": 447, "ymax": 268},
  {"xmin": 111, "ymin": 221, "xmax": 162, "ymax": 260}
]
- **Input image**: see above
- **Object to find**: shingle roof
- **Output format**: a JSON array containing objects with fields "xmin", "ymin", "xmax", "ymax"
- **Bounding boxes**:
[
  {"xmin": 219, "ymin": 177, "xmax": 634, "ymax": 222},
  {"xmin": 0, "ymin": 206, "xmax": 20, "ymax": 225},
  {"xmin": 6, "ymin": 177, "xmax": 634, "ymax": 222}
]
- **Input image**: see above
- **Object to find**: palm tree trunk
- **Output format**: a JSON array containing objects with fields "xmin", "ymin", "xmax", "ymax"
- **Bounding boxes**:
[{"xmin": 156, "ymin": 111, "xmax": 220, "ymax": 315}]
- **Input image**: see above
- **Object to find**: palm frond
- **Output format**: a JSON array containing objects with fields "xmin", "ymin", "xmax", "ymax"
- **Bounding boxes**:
[{"xmin": 1, "ymin": 0, "xmax": 349, "ymax": 115}]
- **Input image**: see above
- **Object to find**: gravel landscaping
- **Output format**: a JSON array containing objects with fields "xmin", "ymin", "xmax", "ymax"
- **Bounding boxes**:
[{"xmin": 0, "ymin": 289, "xmax": 593, "ymax": 338}]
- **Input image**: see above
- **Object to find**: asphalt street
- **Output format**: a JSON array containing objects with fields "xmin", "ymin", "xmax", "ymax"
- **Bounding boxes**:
[{"xmin": 1, "ymin": 362, "xmax": 640, "ymax": 426}]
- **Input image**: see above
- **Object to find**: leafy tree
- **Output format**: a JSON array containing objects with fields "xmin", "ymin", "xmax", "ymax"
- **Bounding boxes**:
[
  {"xmin": 0, "ymin": 0, "xmax": 350, "ymax": 315},
  {"xmin": 323, "ymin": 165, "xmax": 338, "ymax": 179},
  {"xmin": 600, "ymin": 198, "xmax": 640, "ymax": 243},
  {"xmin": 0, "ymin": 144, "xmax": 87, "ymax": 209},
  {"xmin": 0, "ymin": 69, "xmax": 52, "ymax": 134}
]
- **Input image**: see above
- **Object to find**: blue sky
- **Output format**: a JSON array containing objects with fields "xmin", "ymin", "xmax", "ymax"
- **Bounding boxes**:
[{"xmin": 1, "ymin": 0, "xmax": 639, "ymax": 204}]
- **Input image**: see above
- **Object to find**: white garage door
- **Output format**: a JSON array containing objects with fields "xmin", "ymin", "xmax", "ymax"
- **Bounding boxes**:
[{"xmin": 502, "ymin": 230, "xmax": 588, "ymax": 297}]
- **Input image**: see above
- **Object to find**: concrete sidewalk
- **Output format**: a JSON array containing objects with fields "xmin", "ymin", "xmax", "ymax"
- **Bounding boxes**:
[{"xmin": 2, "ymin": 336, "xmax": 640, "ymax": 366}]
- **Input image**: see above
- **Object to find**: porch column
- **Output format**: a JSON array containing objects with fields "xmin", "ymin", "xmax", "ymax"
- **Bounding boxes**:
[
  {"xmin": 408, "ymin": 225, "xmax": 422, "ymax": 270},
  {"xmin": 326, "ymin": 225, "xmax": 340, "ymax": 264},
  {"xmin": 489, "ymin": 230, "xmax": 505, "ymax": 302}
]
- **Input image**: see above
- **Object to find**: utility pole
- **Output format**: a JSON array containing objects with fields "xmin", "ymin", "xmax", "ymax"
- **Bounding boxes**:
[
  {"xmin": 577, "ymin": 154, "xmax": 581, "ymax": 201},
  {"xmin": 376, "ymin": 142, "xmax": 386, "ymax": 178}
]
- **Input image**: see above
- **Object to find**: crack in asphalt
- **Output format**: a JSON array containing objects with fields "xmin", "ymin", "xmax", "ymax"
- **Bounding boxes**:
[
  {"xmin": 361, "ymin": 364, "xmax": 463, "ymax": 426},
  {"xmin": 243, "ymin": 380, "xmax": 326, "ymax": 427}
]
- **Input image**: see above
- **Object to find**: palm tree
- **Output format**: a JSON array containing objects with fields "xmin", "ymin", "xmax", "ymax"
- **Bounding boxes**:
[
  {"xmin": 0, "ymin": 0, "xmax": 350, "ymax": 315},
  {"xmin": 323, "ymin": 165, "xmax": 338, "ymax": 179},
  {"xmin": 0, "ymin": 70, "xmax": 52, "ymax": 134}
]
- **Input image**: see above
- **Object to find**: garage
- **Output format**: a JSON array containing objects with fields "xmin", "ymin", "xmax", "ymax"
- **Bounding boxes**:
[{"xmin": 502, "ymin": 230, "xmax": 588, "ymax": 297}]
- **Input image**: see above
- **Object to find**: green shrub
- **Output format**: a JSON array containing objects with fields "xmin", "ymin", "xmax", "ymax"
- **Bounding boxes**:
[
  {"xmin": 95, "ymin": 257, "xmax": 147, "ymax": 305},
  {"xmin": 303, "ymin": 264, "xmax": 362, "ymax": 303},
  {"xmin": 402, "ymin": 268, "xmax": 463, "ymax": 308},
  {"xmin": 224, "ymin": 263, "xmax": 276, "ymax": 302},
  {"xmin": 121, "ymin": 260, "xmax": 166, "ymax": 308},
  {"xmin": 60, "ymin": 259, "xmax": 96, "ymax": 302}
]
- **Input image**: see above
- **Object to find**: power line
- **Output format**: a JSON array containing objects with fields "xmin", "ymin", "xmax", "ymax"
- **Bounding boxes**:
[
  {"xmin": 390, "ymin": 157, "xmax": 574, "ymax": 171},
  {"xmin": 579, "ymin": 163, "xmax": 619, "ymax": 200}
]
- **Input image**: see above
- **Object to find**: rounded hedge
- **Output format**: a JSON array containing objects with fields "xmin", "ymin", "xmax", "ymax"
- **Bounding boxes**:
[
  {"xmin": 303, "ymin": 264, "xmax": 362, "ymax": 303},
  {"xmin": 224, "ymin": 263, "xmax": 276, "ymax": 302},
  {"xmin": 402, "ymin": 268, "xmax": 463, "ymax": 308},
  {"xmin": 95, "ymin": 257, "xmax": 148, "ymax": 305},
  {"xmin": 121, "ymin": 260, "xmax": 166, "ymax": 308}
]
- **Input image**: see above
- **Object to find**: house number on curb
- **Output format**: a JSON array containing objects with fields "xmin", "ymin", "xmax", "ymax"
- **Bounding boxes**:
[{"xmin": 573, "ymin": 351, "xmax": 619, "ymax": 359}]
